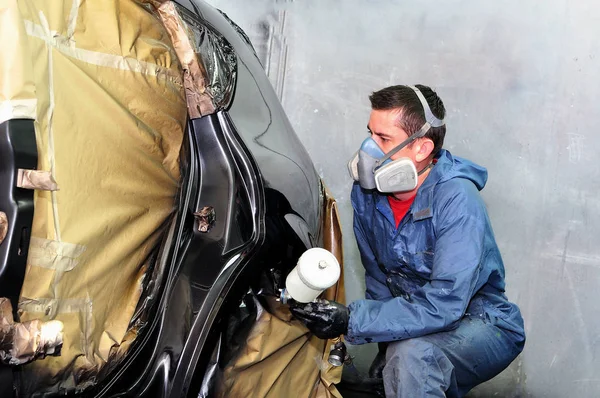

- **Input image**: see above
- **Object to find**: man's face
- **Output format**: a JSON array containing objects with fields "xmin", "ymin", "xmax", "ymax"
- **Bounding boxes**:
[{"xmin": 367, "ymin": 109, "xmax": 417, "ymax": 162}]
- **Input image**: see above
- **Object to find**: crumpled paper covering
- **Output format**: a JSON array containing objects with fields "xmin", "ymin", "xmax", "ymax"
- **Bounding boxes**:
[
  {"xmin": 150, "ymin": 0, "xmax": 215, "ymax": 118},
  {"xmin": 218, "ymin": 184, "xmax": 345, "ymax": 398},
  {"xmin": 0, "ymin": 297, "xmax": 62, "ymax": 366},
  {"xmin": 145, "ymin": 1, "xmax": 236, "ymax": 117},
  {"xmin": 175, "ymin": 3, "xmax": 237, "ymax": 109},
  {"xmin": 0, "ymin": 212, "xmax": 7, "ymax": 244},
  {"xmin": 5, "ymin": 0, "xmax": 187, "ymax": 395}
]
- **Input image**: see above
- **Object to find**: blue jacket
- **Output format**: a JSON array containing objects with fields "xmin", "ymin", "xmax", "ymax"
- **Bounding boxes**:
[{"xmin": 346, "ymin": 149, "xmax": 525, "ymax": 344}]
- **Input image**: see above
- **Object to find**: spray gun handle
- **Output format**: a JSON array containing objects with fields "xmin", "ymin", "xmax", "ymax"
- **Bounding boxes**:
[{"xmin": 328, "ymin": 337, "xmax": 350, "ymax": 367}]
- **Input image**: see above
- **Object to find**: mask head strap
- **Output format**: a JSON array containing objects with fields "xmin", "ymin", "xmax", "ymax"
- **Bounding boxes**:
[
  {"xmin": 408, "ymin": 85, "xmax": 445, "ymax": 128},
  {"xmin": 375, "ymin": 85, "xmax": 445, "ymax": 167}
]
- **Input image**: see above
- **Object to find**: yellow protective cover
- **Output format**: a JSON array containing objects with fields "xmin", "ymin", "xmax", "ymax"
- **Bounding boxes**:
[
  {"xmin": 1, "ymin": 0, "xmax": 187, "ymax": 394},
  {"xmin": 218, "ymin": 186, "xmax": 345, "ymax": 398}
]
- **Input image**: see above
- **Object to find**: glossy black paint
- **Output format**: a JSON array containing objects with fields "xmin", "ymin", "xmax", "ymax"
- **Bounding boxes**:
[
  {"xmin": 0, "ymin": 120, "xmax": 37, "ymax": 315},
  {"xmin": 0, "ymin": 119, "xmax": 37, "ymax": 398},
  {"xmin": 90, "ymin": 110, "xmax": 268, "ymax": 397},
  {"xmin": 180, "ymin": 0, "xmax": 322, "ymax": 241}
]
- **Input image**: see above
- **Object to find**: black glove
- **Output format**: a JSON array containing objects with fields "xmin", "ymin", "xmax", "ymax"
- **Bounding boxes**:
[
  {"xmin": 368, "ymin": 342, "xmax": 388, "ymax": 379},
  {"xmin": 289, "ymin": 299, "xmax": 349, "ymax": 340}
]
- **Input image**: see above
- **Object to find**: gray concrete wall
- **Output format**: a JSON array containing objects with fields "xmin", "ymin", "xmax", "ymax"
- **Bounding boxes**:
[{"xmin": 205, "ymin": 1, "xmax": 600, "ymax": 396}]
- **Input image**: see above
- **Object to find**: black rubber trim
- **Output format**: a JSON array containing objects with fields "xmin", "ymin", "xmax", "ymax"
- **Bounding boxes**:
[{"xmin": 0, "ymin": 119, "xmax": 37, "ymax": 317}]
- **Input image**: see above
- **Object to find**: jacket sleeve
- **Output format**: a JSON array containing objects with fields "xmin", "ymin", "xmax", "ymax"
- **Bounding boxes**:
[
  {"xmin": 346, "ymin": 181, "xmax": 486, "ymax": 344},
  {"xmin": 353, "ymin": 209, "xmax": 393, "ymax": 302}
]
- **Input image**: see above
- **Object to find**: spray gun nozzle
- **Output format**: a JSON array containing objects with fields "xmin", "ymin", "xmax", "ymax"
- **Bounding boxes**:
[{"xmin": 279, "ymin": 288, "xmax": 293, "ymax": 304}]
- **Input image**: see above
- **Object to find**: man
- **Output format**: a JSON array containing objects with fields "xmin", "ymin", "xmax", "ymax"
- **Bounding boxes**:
[{"xmin": 291, "ymin": 84, "xmax": 525, "ymax": 397}]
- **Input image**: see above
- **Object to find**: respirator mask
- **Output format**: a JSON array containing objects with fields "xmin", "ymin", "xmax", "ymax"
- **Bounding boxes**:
[{"xmin": 347, "ymin": 85, "xmax": 445, "ymax": 193}]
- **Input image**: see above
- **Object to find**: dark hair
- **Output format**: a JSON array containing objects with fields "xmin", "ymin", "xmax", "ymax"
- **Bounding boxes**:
[{"xmin": 369, "ymin": 84, "xmax": 446, "ymax": 157}]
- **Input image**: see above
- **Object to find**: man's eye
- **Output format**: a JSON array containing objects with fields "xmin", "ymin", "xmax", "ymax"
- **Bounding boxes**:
[{"xmin": 380, "ymin": 137, "xmax": 389, "ymax": 142}]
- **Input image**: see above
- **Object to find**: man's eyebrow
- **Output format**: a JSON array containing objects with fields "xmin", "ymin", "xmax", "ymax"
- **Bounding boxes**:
[{"xmin": 367, "ymin": 125, "xmax": 392, "ymax": 138}]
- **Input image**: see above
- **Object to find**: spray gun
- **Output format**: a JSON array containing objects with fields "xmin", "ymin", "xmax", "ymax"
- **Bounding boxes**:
[{"xmin": 279, "ymin": 248, "xmax": 349, "ymax": 367}]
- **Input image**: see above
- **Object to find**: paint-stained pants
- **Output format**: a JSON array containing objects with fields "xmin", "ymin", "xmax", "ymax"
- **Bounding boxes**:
[{"xmin": 382, "ymin": 316, "xmax": 524, "ymax": 398}]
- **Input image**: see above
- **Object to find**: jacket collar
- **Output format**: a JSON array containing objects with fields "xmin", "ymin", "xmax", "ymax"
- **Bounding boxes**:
[
  {"xmin": 410, "ymin": 149, "xmax": 454, "ymax": 220},
  {"xmin": 375, "ymin": 149, "xmax": 454, "ymax": 223}
]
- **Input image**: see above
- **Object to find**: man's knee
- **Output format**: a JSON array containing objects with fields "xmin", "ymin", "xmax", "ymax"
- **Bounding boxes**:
[
  {"xmin": 383, "ymin": 338, "xmax": 456, "ymax": 396},
  {"xmin": 384, "ymin": 338, "xmax": 443, "ymax": 378},
  {"xmin": 385, "ymin": 338, "xmax": 440, "ymax": 365}
]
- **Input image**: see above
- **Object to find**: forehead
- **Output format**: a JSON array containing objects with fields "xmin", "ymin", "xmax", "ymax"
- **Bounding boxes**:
[{"xmin": 368, "ymin": 109, "xmax": 405, "ymax": 133}]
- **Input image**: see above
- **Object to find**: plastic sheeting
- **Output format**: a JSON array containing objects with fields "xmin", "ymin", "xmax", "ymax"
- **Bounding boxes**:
[
  {"xmin": 150, "ymin": 1, "xmax": 236, "ymax": 118},
  {"xmin": 3, "ymin": 0, "xmax": 187, "ymax": 394},
  {"xmin": 176, "ymin": 4, "xmax": 236, "ymax": 109},
  {"xmin": 152, "ymin": 0, "xmax": 215, "ymax": 118},
  {"xmin": 217, "ymin": 185, "xmax": 345, "ymax": 398}
]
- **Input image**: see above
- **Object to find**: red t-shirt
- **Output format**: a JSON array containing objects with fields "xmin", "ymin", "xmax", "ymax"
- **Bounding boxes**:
[{"xmin": 387, "ymin": 194, "xmax": 417, "ymax": 228}]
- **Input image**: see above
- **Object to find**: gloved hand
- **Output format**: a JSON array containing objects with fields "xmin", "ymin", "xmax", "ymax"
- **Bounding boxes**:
[
  {"xmin": 368, "ymin": 342, "xmax": 388, "ymax": 379},
  {"xmin": 289, "ymin": 299, "xmax": 349, "ymax": 340}
]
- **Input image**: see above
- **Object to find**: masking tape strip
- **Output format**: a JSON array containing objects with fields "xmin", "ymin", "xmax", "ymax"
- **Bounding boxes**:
[
  {"xmin": 0, "ymin": 99, "xmax": 37, "ymax": 125},
  {"xmin": 27, "ymin": 237, "xmax": 86, "ymax": 272},
  {"xmin": 66, "ymin": 0, "xmax": 82, "ymax": 44},
  {"xmin": 18, "ymin": 297, "xmax": 90, "ymax": 316},
  {"xmin": 23, "ymin": 20, "xmax": 183, "ymax": 85},
  {"xmin": 36, "ymin": 11, "xmax": 62, "ymax": 243},
  {"xmin": 19, "ymin": 297, "xmax": 93, "ymax": 361},
  {"xmin": 17, "ymin": 169, "xmax": 59, "ymax": 191}
]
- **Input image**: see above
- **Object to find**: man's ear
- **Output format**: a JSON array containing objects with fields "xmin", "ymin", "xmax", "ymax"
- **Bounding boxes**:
[{"xmin": 415, "ymin": 138, "xmax": 434, "ymax": 162}]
